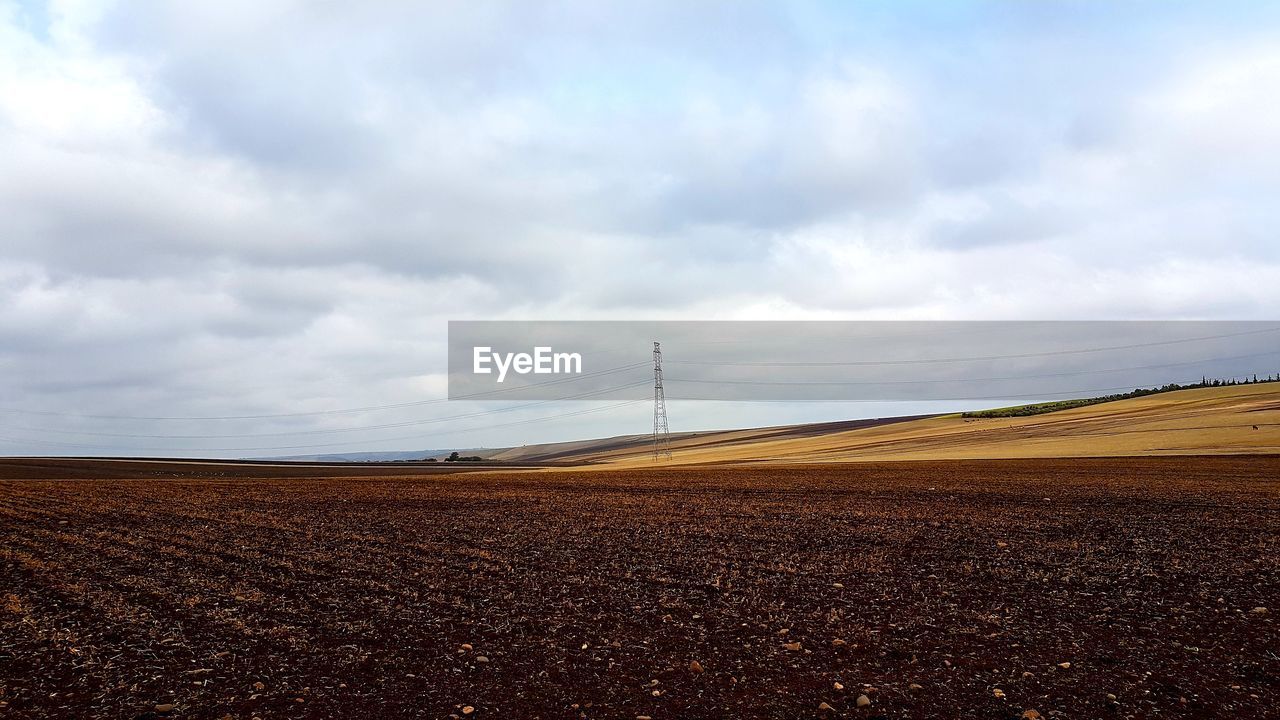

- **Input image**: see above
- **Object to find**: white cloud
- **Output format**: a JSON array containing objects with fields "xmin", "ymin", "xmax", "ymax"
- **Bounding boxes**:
[{"xmin": 0, "ymin": 2, "xmax": 1277, "ymax": 455}]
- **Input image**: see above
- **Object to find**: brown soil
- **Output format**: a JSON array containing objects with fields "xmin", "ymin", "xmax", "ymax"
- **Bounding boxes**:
[{"xmin": 1, "ymin": 457, "xmax": 1277, "ymax": 719}]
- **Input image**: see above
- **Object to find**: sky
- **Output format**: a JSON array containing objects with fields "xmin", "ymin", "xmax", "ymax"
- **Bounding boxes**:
[{"xmin": 2, "ymin": 1, "xmax": 1279, "ymax": 457}]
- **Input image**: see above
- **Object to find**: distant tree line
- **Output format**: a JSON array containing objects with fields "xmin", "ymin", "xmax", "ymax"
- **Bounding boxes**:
[
  {"xmin": 962, "ymin": 374, "xmax": 1280, "ymax": 419},
  {"xmin": 386, "ymin": 453, "xmax": 485, "ymax": 463}
]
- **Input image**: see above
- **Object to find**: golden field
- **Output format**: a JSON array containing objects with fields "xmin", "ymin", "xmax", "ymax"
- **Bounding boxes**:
[{"xmin": 493, "ymin": 383, "xmax": 1280, "ymax": 466}]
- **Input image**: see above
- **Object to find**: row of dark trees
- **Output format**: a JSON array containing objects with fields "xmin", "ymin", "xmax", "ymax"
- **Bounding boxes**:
[
  {"xmin": 963, "ymin": 373, "xmax": 1279, "ymax": 418},
  {"xmin": 389, "ymin": 451, "xmax": 486, "ymax": 463},
  {"xmin": 1199, "ymin": 374, "xmax": 1280, "ymax": 386}
]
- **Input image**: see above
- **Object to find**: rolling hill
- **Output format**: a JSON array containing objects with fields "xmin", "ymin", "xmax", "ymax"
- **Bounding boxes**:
[{"xmin": 495, "ymin": 383, "xmax": 1280, "ymax": 467}]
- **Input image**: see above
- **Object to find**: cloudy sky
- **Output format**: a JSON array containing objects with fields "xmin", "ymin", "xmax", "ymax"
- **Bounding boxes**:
[{"xmin": 2, "ymin": 1, "xmax": 1279, "ymax": 457}]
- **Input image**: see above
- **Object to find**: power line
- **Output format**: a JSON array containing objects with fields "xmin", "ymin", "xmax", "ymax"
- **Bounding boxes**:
[
  {"xmin": 665, "ymin": 379, "xmax": 1222, "ymax": 403},
  {"xmin": 665, "ymin": 350, "xmax": 1280, "ymax": 386},
  {"xmin": 0, "ymin": 361, "xmax": 650, "ymax": 421},
  {"xmin": 6, "ymin": 327, "xmax": 1277, "ymax": 421},
  {"xmin": 0, "ymin": 399, "xmax": 650, "ymax": 454},
  {"xmin": 0, "ymin": 380, "xmax": 653, "ymax": 440},
  {"xmin": 665, "ymin": 326, "xmax": 1280, "ymax": 367}
]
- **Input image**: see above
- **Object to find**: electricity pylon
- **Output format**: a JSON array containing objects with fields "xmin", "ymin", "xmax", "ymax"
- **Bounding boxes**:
[{"xmin": 652, "ymin": 341, "xmax": 671, "ymax": 460}]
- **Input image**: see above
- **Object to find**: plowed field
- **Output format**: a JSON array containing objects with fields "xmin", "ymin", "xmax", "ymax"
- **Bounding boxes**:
[{"xmin": 2, "ymin": 457, "xmax": 1277, "ymax": 719}]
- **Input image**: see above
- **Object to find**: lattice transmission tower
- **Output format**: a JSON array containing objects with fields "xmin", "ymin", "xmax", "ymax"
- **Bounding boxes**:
[{"xmin": 652, "ymin": 341, "xmax": 671, "ymax": 460}]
